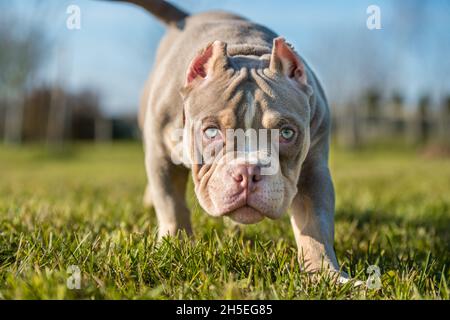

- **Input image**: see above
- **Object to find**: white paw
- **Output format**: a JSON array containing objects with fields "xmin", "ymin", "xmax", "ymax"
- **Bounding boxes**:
[{"xmin": 338, "ymin": 275, "xmax": 365, "ymax": 287}]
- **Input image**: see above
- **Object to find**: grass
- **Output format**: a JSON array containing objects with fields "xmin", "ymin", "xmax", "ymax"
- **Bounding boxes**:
[{"xmin": 0, "ymin": 142, "xmax": 449, "ymax": 299}]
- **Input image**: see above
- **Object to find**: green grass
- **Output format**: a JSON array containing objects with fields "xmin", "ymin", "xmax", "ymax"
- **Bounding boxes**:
[{"xmin": 0, "ymin": 142, "xmax": 449, "ymax": 299}]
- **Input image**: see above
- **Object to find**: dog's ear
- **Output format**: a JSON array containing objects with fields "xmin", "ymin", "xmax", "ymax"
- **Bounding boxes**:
[
  {"xmin": 184, "ymin": 40, "xmax": 228, "ymax": 87},
  {"xmin": 269, "ymin": 37, "xmax": 307, "ymax": 86}
]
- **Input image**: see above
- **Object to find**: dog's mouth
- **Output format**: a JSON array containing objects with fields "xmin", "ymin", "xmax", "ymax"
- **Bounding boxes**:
[{"xmin": 225, "ymin": 205, "xmax": 265, "ymax": 224}]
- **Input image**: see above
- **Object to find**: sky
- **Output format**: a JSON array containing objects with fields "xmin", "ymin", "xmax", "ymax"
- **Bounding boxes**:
[{"xmin": 1, "ymin": 0, "xmax": 450, "ymax": 116}]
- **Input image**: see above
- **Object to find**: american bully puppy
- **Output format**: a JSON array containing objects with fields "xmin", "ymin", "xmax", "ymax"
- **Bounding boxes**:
[{"xmin": 114, "ymin": 0, "xmax": 343, "ymax": 277}]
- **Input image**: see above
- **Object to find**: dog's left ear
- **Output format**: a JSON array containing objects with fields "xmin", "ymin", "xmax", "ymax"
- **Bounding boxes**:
[
  {"xmin": 269, "ymin": 37, "xmax": 307, "ymax": 86},
  {"xmin": 185, "ymin": 41, "xmax": 228, "ymax": 86}
]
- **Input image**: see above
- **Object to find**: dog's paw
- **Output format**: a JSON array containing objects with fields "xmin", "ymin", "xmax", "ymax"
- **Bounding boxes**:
[{"xmin": 337, "ymin": 274, "xmax": 365, "ymax": 287}]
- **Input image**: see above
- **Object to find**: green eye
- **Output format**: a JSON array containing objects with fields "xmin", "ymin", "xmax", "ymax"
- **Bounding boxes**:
[
  {"xmin": 280, "ymin": 128, "xmax": 295, "ymax": 141},
  {"xmin": 204, "ymin": 127, "xmax": 219, "ymax": 139}
]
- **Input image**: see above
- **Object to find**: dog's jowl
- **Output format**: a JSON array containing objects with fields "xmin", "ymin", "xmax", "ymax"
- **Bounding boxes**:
[{"xmin": 119, "ymin": 0, "xmax": 344, "ymax": 278}]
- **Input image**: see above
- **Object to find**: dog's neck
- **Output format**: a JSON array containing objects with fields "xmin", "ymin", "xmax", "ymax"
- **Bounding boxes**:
[{"xmin": 226, "ymin": 44, "xmax": 271, "ymax": 58}]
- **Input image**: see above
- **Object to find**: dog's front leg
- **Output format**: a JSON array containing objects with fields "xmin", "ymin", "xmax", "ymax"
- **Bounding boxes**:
[
  {"xmin": 290, "ymin": 159, "xmax": 340, "ymax": 274},
  {"xmin": 145, "ymin": 152, "xmax": 192, "ymax": 239}
]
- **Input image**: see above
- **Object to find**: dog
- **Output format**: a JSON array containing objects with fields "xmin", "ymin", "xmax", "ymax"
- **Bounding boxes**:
[{"xmin": 115, "ymin": 0, "xmax": 343, "ymax": 277}]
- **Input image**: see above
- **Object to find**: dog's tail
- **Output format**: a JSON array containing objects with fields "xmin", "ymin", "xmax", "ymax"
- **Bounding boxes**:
[{"xmin": 108, "ymin": 0, "xmax": 188, "ymax": 27}]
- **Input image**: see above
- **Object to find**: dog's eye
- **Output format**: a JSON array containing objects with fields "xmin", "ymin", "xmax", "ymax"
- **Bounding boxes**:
[
  {"xmin": 280, "ymin": 127, "xmax": 295, "ymax": 141},
  {"xmin": 204, "ymin": 127, "xmax": 219, "ymax": 139}
]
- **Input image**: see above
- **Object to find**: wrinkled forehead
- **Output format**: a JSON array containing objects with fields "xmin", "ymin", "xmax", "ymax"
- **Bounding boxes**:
[{"xmin": 185, "ymin": 64, "xmax": 310, "ymax": 130}]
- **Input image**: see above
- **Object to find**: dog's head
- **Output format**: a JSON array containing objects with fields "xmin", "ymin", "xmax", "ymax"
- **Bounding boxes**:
[{"xmin": 180, "ymin": 37, "xmax": 313, "ymax": 224}]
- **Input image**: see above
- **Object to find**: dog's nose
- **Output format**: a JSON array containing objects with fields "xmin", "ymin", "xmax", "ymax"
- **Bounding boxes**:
[{"xmin": 231, "ymin": 164, "xmax": 262, "ymax": 191}]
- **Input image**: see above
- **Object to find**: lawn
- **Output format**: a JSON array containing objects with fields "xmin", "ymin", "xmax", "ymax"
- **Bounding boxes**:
[{"xmin": 0, "ymin": 142, "xmax": 449, "ymax": 299}]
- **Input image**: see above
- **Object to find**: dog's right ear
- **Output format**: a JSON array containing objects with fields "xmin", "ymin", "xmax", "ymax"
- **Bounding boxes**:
[
  {"xmin": 183, "ymin": 41, "xmax": 228, "ymax": 89},
  {"xmin": 270, "ymin": 37, "xmax": 307, "ymax": 86}
]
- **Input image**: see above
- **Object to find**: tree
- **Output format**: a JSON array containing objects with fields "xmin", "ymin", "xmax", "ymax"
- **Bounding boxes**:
[{"xmin": 0, "ymin": 3, "xmax": 48, "ymax": 144}]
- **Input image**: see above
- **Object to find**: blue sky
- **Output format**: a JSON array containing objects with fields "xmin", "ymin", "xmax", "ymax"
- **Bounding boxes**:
[{"xmin": 2, "ymin": 0, "xmax": 450, "ymax": 115}]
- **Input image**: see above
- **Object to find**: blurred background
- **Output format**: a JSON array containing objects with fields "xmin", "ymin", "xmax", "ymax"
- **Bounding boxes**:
[{"xmin": 0, "ymin": 0, "xmax": 449, "ymax": 151}]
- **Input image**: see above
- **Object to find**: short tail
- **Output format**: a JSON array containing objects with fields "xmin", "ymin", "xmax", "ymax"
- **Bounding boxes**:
[{"xmin": 108, "ymin": 0, "xmax": 188, "ymax": 27}]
